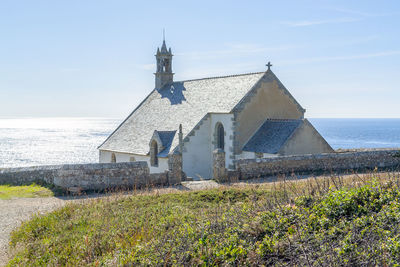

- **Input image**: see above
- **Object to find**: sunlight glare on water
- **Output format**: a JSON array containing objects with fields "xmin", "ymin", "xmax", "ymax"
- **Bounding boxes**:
[
  {"xmin": 0, "ymin": 118, "xmax": 399, "ymax": 168},
  {"xmin": 0, "ymin": 117, "xmax": 119, "ymax": 168}
]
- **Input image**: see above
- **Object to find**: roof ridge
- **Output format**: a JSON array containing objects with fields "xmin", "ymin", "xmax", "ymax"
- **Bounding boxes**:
[{"xmin": 177, "ymin": 71, "xmax": 265, "ymax": 83}]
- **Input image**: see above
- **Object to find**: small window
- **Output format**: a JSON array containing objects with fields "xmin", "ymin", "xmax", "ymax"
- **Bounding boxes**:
[
  {"xmin": 129, "ymin": 156, "xmax": 136, "ymax": 162},
  {"xmin": 150, "ymin": 140, "xmax": 158, "ymax": 167},
  {"xmin": 111, "ymin": 153, "xmax": 116, "ymax": 163},
  {"xmin": 216, "ymin": 123, "xmax": 225, "ymax": 150},
  {"xmin": 255, "ymin": 152, "xmax": 263, "ymax": 159}
]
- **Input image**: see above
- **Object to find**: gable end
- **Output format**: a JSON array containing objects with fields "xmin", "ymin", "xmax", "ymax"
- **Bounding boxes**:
[
  {"xmin": 278, "ymin": 119, "xmax": 334, "ymax": 155},
  {"xmin": 232, "ymin": 70, "xmax": 305, "ymax": 115}
]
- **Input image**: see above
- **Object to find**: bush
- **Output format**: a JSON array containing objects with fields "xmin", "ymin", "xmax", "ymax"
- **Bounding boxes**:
[{"xmin": 7, "ymin": 174, "xmax": 400, "ymax": 266}]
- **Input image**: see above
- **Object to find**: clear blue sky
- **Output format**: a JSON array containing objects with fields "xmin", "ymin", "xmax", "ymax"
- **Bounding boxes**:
[{"xmin": 1, "ymin": 0, "xmax": 399, "ymax": 118}]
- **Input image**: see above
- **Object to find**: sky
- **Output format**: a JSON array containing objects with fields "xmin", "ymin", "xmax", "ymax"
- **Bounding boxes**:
[{"xmin": 0, "ymin": 0, "xmax": 399, "ymax": 118}]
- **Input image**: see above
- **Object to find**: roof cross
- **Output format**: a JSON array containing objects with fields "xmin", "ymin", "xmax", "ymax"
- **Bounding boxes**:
[{"xmin": 266, "ymin": 61, "xmax": 272, "ymax": 71}]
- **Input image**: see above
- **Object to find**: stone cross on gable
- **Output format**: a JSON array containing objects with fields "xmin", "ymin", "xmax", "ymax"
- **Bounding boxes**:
[{"xmin": 266, "ymin": 61, "xmax": 272, "ymax": 71}]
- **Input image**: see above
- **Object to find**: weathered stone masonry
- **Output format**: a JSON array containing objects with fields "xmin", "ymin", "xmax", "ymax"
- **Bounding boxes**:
[
  {"xmin": 1, "ymin": 149, "xmax": 399, "ymax": 190},
  {"xmin": 168, "ymin": 152, "xmax": 184, "ymax": 184},
  {"xmin": 234, "ymin": 149, "xmax": 400, "ymax": 180},
  {"xmin": 213, "ymin": 148, "xmax": 227, "ymax": 183},
  {"xmin": 0, "ymin": 161, "xmax": 180, "ymax": 191}
]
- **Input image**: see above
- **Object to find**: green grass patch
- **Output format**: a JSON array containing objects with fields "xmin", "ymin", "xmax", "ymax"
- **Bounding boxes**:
[
  {"xmin": 0, "ymin": 184, "xmax": 54, "ymax": 200},
  {"xmin": 7, "ymin": 173, "xmax": 400, "ymax": 266}
]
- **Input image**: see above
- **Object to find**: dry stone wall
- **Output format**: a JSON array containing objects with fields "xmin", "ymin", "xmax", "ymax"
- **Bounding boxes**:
[
  {"xmin": 54, "ymin": 162, "xmax": 150, "ymax": 190},
  {"xmin": 235, "ymin": 149, "xmax": 400, "ymax": 179},
  {"xmin": 213, "ymin": 149, "xmax": 227, "ymax": 182},
  {"xmin": 0, "ymin": 165, "xmax": 57, "ymax": 185},
  {"xmin": 168, "ymin": 152, "xmax": 184, "ymax": 183},
  {"xmin": 0, "ymin": 161, "xmax": 176, "ymax": 191},
  {"xmin": 2, "ymin": 150, "xmax": 399, "ymax": 190}
]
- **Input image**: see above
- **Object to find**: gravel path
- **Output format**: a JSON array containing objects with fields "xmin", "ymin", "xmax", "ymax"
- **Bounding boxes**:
[{"xmin": 0, "ymin": 197, "xmax": 70, "ymax": 266}]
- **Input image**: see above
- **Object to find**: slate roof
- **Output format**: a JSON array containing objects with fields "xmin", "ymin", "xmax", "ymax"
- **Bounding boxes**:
[
  {"xmin": 99, "ymin": 72, "xmax": 265, "ymax": 155},
  {"xmin": 156, "ymin": 131, "xmax": 176, "ymax": 157},
  {"xmin": 243, "ymin": 119, "xmax": 303, "ymax": 154},
  {"xmin": 158, "ymin": 131, "xmax": 176, "ymax": 148}
]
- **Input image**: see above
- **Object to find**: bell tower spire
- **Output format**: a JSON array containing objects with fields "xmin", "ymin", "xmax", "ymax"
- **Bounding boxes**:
[{"xmin": 155, "ymin": 33, "xmax": 174, "ymax": 89}]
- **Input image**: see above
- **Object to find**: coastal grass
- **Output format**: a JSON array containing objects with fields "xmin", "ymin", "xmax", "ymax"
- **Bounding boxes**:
[
  {"xmin": 7, "ymin": 171, "xmax": 400, "ymax": 266},
  {"xmin": 0, "ymin": 184, "xmax": 54, "ymax": 200}
]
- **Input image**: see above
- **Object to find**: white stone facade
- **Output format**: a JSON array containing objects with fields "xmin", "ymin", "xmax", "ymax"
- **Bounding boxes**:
[
  {"xmin": 181, "ymin": 113, "xmax": 234, "ymax": 179},
  {"xmin": 99, "ymin": 150, "xmax": 168, "ymax": 174}
]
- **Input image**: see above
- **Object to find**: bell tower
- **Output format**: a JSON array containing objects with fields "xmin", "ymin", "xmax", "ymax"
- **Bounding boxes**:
[{"xmin": 155, "ymin": 36, "xmax": 174, "ymax": 89}]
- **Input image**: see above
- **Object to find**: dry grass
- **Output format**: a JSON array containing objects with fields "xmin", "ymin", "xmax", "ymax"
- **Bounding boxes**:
[{"xmin": 6, "ymin": 171, "xmax": 400, "ymax": 266}]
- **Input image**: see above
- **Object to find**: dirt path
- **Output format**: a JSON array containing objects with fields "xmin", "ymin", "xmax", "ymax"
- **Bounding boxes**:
[{"xmin": 0, "ymin": 197, "xmax": 69, "ymax": 265}]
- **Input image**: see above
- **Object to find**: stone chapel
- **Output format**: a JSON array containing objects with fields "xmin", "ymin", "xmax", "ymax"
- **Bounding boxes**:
[{"xmin": 98, "ymin": 39, "xmax": 333, "ymax": 179}]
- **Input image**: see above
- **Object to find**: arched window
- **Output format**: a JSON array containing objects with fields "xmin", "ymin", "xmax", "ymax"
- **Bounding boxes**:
[
  {"xmin": 216, "ymin": 123, "xmax": 225, "ymax": 150},
  {"xmin": 111, "ymin": 153, "xmax": 116, "ymax": 163},
  {"xmin": 150, "ymin": 140, "xmax": 158, "ymax": 166}
]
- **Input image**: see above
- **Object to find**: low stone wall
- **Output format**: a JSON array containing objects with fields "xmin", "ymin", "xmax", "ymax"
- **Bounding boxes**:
[
  {"xmin": 0, "ymin": 165, "xmax": 58, "ymax": 185},
  {"xmin": 54, "ymin": 162, "xmax": 150, "ymax": 190},
  {"xmin": 0, "ymin": 161, "xmax": 174, "ymax": 191},
  {"xmin": 2, "ymin": 150, "xmax": 399, "ymax": 189},
  {"xmin": 235, "ymin": 149, "xmax": 400, "ymax": 180}
]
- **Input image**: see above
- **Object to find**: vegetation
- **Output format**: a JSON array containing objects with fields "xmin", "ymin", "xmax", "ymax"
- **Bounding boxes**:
[
  {"xmin": 0, "ymin": 184, "xmax": 54, "ymax": 200},
  {"xmin": 7, "ymin": 172, "xmax": 400, "ymax": 266}
]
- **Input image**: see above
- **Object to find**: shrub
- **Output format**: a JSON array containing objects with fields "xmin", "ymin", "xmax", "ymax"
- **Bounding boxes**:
[{"xmin": 7, "ymin": 173, "xmax": 400, "ymax": 266}]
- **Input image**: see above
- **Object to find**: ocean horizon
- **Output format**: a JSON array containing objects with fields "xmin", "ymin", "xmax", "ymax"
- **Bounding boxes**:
[{"xmin": 0, "ymin": 117, "xmax": 399, "ymax": 168}]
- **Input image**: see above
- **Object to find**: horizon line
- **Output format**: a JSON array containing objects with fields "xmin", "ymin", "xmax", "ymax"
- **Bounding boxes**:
[{"xmin": 0, "ymin": 116, "xmax": 400, "ymax": 120}]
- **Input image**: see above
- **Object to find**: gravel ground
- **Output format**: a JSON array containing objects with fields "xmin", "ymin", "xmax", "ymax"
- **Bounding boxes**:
[{"xmin": 0, "ymin": 197, "xmax": 70, "ymax": 266}]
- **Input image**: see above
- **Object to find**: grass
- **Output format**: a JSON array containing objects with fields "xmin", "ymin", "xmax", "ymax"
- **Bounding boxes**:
[
  {"xmin": 6, "ymin": 171, "xmax": 400, "ymax": 266},
  {"xmin": 0, "ymin": 184, "xmax": 54, "ymax": 200}
]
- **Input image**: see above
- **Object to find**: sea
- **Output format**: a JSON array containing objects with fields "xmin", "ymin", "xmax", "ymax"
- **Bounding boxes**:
[{"xmin": 0, "ymin": 117, "xmax": 399, "ymax": 168}]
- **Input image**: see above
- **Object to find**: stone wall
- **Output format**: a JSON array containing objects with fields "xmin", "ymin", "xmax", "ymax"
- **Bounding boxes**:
[
  {"xmin": 3, "ymin": 150, "xmax": 399, "ymax": 190},
  {"xmin": 213, "ymin": 149, "xmax": 227, "ymax": 182},
  {"xmin": 54, "ymin": 162, "xmax": 150, "ymax": 191},
  {"xmin": 168, "ymin": 152, "xmax": 184, "ymax": 184},
  {"xmin": 0, "ymin": 165, "xmax": 57, "ymax": 185},
  {"xmin": 235, "ymin": 149, "xmax": 400, "ymax": 180},
  {"xmin": 0, "ymin": 161, "xmax": 179, "ymax": 191}
]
